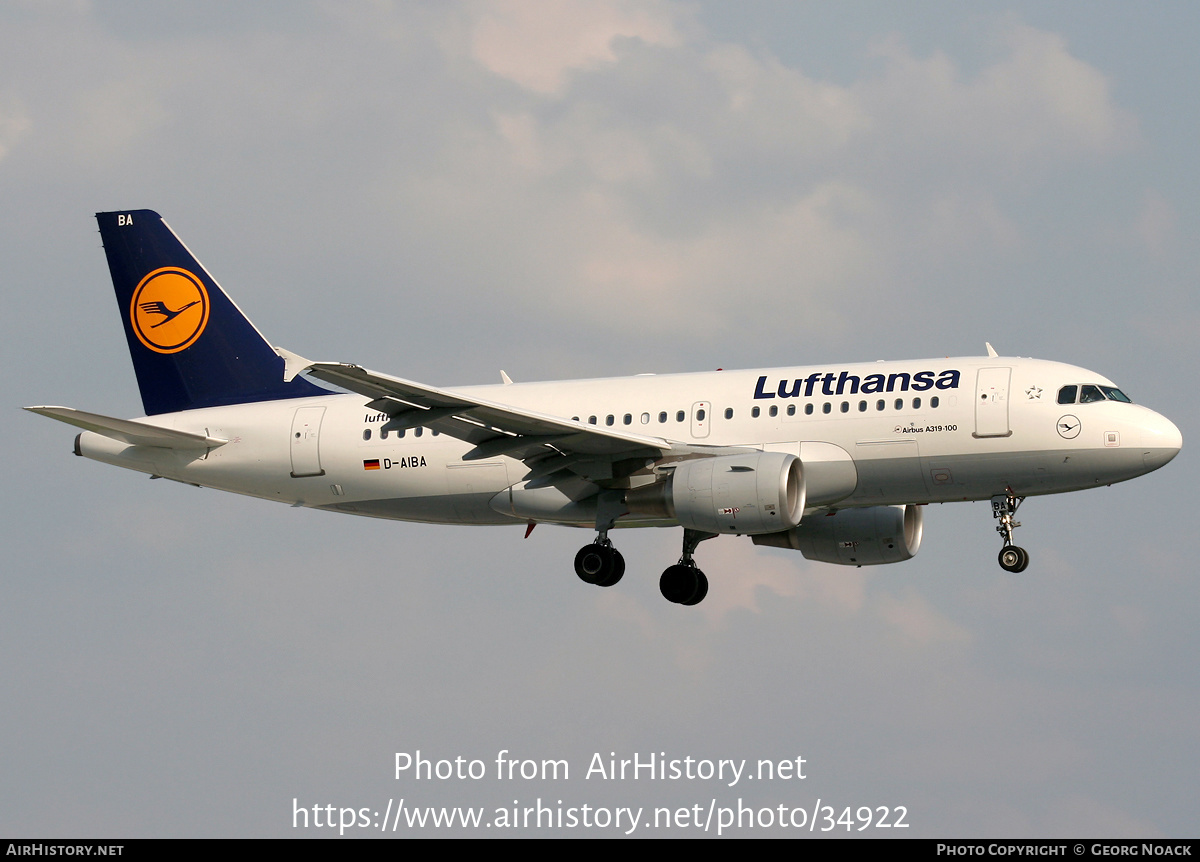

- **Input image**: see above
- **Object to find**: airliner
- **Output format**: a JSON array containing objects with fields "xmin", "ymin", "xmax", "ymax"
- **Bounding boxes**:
[{"xmin": 27, "ymin": 211, "xmax": 1182, "ymax": 605}]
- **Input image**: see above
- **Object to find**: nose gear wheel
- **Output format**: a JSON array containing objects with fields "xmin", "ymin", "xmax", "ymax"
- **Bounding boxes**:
[{"xmin": 992, "ymin": 491, "xmax": 1030, "ymax": 572}]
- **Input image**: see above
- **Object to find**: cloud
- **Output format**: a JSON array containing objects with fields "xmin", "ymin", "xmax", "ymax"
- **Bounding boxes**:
[
  {"xmin": 0, "ymin": 5, "xmax": 1140, "ymax": 361},
  {"xmin": 858, "ymin": 24, "xmax": 1137, "ymax": 173},
  {"xmin": 469, "ymin": 0, "xmax": 683, "ymax": 96},
  {"xmin": 402, "ymin": 13, "xmax": 1141, "ymax": 353},
  {"xmin": 875, "ymin": 590, "xmax": 972, "ymax": 645}
]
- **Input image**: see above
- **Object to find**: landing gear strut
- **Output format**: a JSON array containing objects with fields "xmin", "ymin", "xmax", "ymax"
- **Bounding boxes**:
[
  {"xmin": 659, "ymin": 529, "xmax": 716, "ymax": 605},
  {"xmin": 991, "ymin": 490, "xmax": 1030, "ymax": 573}
]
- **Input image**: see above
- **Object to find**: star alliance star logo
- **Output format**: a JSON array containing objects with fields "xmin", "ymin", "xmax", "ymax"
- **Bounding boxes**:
[{"xmin": 1025, "ymin": 386, "xmax": 1042, "ymax": 400}]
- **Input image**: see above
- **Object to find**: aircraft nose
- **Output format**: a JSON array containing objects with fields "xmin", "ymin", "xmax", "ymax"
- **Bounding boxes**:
[{"xmin": 1141, "ymin": 411, "xmax": 1182, "ymax": 473}]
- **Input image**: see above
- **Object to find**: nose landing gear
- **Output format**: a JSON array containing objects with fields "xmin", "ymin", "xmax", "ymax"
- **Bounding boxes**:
[{"xmin": 992, "ymin": 491, "xmax": 1030, "ymax": 572}]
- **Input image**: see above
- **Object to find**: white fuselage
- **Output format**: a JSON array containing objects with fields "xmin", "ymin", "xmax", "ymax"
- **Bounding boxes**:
[{"xmin": 76, "ymin": 356, "xmax": 1182, "ymax": 529}]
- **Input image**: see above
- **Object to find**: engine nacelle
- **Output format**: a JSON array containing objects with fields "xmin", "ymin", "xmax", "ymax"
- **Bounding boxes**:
[
  {"xmin": 627, "ymin": 452, "xmax": 804, "ymax": 535},
  {"xmin": 752, "ymin": 504, "xmax": 924, "ymax": 566}
]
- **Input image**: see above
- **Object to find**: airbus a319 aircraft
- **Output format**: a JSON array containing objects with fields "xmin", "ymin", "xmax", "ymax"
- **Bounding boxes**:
[{"xmin": 28, "ymin": 211, "xmax": 1182, "ymax": 606}]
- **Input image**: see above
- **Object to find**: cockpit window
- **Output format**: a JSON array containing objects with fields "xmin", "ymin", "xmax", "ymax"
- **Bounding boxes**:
[
  {"xmin": 1060, "ymin": 383, "xmax": 1133, "ymax": 405},
  {"xmin": 1099, "ymin": 386, "xmax": 1132, "ymax": 403}
]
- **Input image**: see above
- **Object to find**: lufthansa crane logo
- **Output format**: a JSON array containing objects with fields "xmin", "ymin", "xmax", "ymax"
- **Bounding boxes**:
[
  {"xmin": 129, "ymin": 267, "xmax": 210, "ymax": 353},
  {"xmin": 1056, "ymin": 414, "xmax": 1081, "ymax": 439}
]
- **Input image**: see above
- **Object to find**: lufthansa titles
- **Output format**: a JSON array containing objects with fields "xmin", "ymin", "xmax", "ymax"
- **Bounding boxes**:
[{"xmin": 754, "ymin": 369, "xmax": 961, "ymax": 400}]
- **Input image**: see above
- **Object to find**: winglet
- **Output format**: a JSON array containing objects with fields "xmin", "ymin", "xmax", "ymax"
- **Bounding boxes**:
[
  {"xmin": 985, "ymin": 342, "xmax": 998, "ymax": 358},
  {"xmin": 275, "ymin": 347, "xmax": 315, "ymax": 383}
]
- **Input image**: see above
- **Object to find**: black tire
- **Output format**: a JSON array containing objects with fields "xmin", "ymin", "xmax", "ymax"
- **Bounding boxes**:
[
  {"xmin": 660, "ymin": 563, "xmax": 705, "ymax": 605},
  {"xmin": 998, "ymin": 546, "xmax": 1027, "ymax": 573},
  {"xmin": 575, "ymin": 543, "xmax": 608, "ymax": 584},
  {"xmin": 575, "ymin": 543, "xmax": 622, "ymax": 586}
]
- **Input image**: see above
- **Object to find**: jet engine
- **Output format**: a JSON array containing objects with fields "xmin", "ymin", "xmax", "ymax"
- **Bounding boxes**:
[
  {"xmin": 626, "ymin": 452, "xmax": 804, "ymax": 535},
  {"xmin": 752, "ymin": 504, "xmax": 924, "ymax": 566}
]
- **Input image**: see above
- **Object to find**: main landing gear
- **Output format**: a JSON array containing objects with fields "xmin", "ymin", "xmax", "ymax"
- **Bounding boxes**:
[
  {"xmin": 573, "ymin": 491, "xmax": 626, "ymax": 588},
  {"xmin": 659, "ymin": 529, "xmax": 717, "ymax": 606},
  {"xmin": 991, "ymin": 490, "xmax": 1030, "ymax": 573},
  {"xmin": 573, "ymin": 539, "xmax": 625, "ymax": 587},
  {"xmin": 572, "ymin": 507, "xmax": 716, "ymax": 604}
]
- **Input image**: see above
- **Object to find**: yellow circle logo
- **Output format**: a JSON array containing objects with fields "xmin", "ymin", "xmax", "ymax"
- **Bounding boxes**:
[{"xmin": 130, "ymin": 267, "xmax": 210, "ymax": 354}]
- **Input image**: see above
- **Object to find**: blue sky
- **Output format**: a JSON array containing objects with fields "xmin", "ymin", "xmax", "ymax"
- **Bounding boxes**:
[{"xmin": 2, "ymin": 1, "xmax": 1195, "ymax": 837}]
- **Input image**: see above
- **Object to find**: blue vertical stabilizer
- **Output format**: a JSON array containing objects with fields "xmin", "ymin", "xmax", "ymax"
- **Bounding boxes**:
[{"xmin": 96, "ymin": 209, "xmax": 330, "ymax": 415}]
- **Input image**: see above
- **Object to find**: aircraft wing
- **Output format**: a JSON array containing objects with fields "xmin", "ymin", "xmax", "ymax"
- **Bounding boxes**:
[{"xmin": 293, "ymin": 357, "xmax": 742, "ymax": 484}]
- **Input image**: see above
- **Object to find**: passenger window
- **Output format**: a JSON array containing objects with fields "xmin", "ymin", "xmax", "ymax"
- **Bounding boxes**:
[
  {"xmin": 363, "ymin": 429, "xmax": 371, "ymax": 441},
  {"xmin": 787, "ymin": 404, "xmax": 795, "ymax": 416},
  {"xmin": 769, "ymin": 405, "xmax": 777, "ymax": 417},
  {"xmin": 658, "ymin": 412, "xmax": 667, "ymax": 423},
  {"xmin": 840, "ymin": 402, "xmax": 849, "ymax": 413},
  {"xmin": 588, "ymin": 416, "xmax": 597, "ymax": 425},
  {"xmin": 751, "ymin": 406, "xmax": 760, "ymax": 418},
  {"xmin": 414, "ymin": 427, "xmax": 423, "ymax": 437},
  {"xmin": 1080, "ymin": 385, "xmax": 1105, "ymax": 404},
  {"xmin": 822, "ymin": 403, "xmax": 831, "ymax": 414},
  {"xmin": 641, "ymin": 413, "xmax": 650, "ymax": 424},
  {"xmin": 1057, "ymin": 385, "xmax": 1078, "ymax": 405},
  {"xmin": 676, "ymin": 411, "xmax": 685, "ymax": 422},
  {"xmin": 381, "ymin": 428, "xmax": 389, "ymax": 440},
  {"xmin": 432, "ymin": 430, "xmax": 439, "ymax": 436},
  {"xmin": 913, "ymin": 397, "xmax": 921, "ymax": 409},
  {"xmin": 724, "ymin": 408, "xmax": 733, "ymax": 420},
  {"xmin": 894, "ymin": 399, "xmax": 903, "ymax": 410},
  {"xmin": 805, "ymin": 404, "xmax": 813, "ymax": 415},
  {"xmin": 876, "ymin": 400, "xmax": 885, "ymax": 411},
  {"xmin": 858, "ymin": 401, "xmax": 867, "ymax": 412},
  {"xmin": 931, "ymin": 396, "xmax": 939, "ymax": 408},
  {"xmin": 623, "ymin": 414, "xmax": 632, "ymax": 425},
  {"xmin": 398, "ymin": 428, "xmax": 405, "ymax": 438},
  {"xmin": 697, "ymin": 408, "xmax": 707, "ymax": 421},
  {"xmin": 605, "ymin": 415, "xmax": 614, "ymax": 426}
]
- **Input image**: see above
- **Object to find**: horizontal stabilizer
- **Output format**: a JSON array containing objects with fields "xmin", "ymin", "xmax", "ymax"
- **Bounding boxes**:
[{"xmin": 24, "ymin": 406, "xmax": 226, "ymax": 450}]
